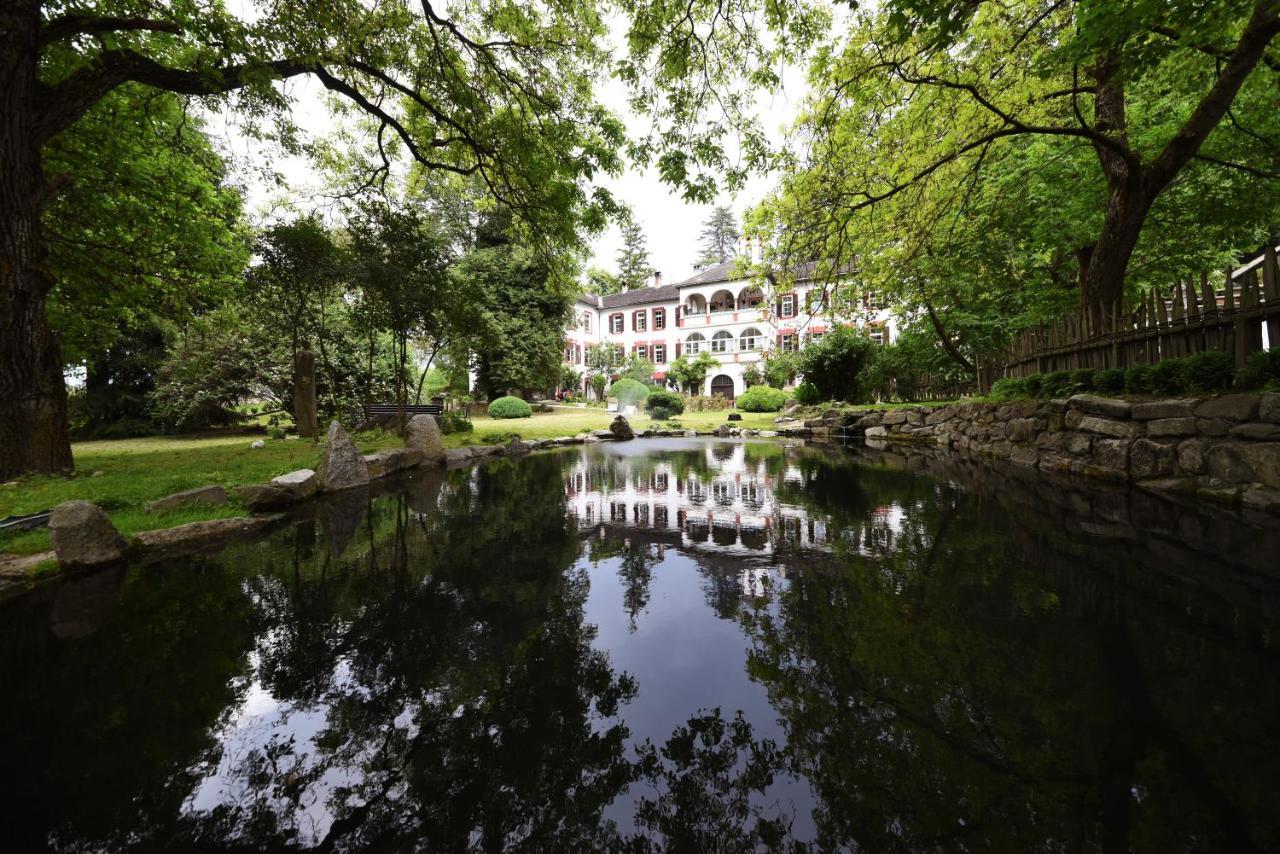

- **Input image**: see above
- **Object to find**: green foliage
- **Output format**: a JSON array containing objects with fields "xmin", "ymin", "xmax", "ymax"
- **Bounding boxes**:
[
  {"xmin": 794, "ymin": 382, "xmax": 822, "ymax": 405},
  {"xmin": 560, "ymin": 365, "xmax": 582, "ymax": 391},
  {"xmin": 1149, "ymin": 360, "xmax": 1185, "ymax": 396},
  {"xmin": 1024, "ymin": 374, "xmax": 1044, "ymax": 398},
  {"xmin": 1068, "ymin": 369, "xmax": 1095, "ymax": 393},
  {"xmin": 1094, "ymin": 369, "xmax": 1126, "ymax": 395},
  {"xmin": 488, "ymin": 396, "xmax": 533, "ymax": 419},
  {"xmin": 645, "ymin": 390, "xmax": 685, "ymax": 415},
  {"xmin": 763, "ymin": 351, "xmax": 799, "ymax": 389},
  {"xmin": 267, "ymin": 426, "xmax": 287, "ymax": 441},
  {"xmin": 797, "ymin": 326, "xmax": 877, "ymax": 403},
  {"xmin": 1182, "ymin": 351, "xmax": 1236, "ymax": 392},
  {"xmin": 1039, "ymin": 371, "xmax": 1076, "ymax": 399},
  {"xmin": 439, "ymin": 411, "xmax": 474, "ymax": 434},
  {"xmin": 584, "ymin": 267, "xmax": 624, "ymax": 296},
  {"xmin": 622, "ymin": 354, "xmax": 657, "ymax": 384},
  {"xmin": 617, "ymin": 221, "xmax": 654, "ymax": 290},
  {"xmin": 1125, "ymin": 365, "xmax": 1153, "ymax": 395},
  {"xmin": 684, "ymin": 395, "xmax": 732, "ymax": 412},
  {"xmin": 741, "ymin": 364, "xmax": 764, "ymax": 387},
  {"xmin": 696, "ymin": 206, "xmax": 740, "ymax": 267},
  {"xmin": 669, "ymin": 352, "xmax": 721, "ymax": 394},
  {"xmin": 480, "ymin": 430, "xmax": 521, "ymax": 444},
  {"xmin": 609, "ymin": 378, "xmax": 651, "ymax": 406},
  {"xmin": 735, "ymin": 385, "xmax": 788, "ymax": 412},
  {"xmin": 648, "ymin": 406, "xmax": 672, "ymax": 421},
  {"xmin": 590, "ymin": 374, "xmax": 609, "ymax": 400},
  {"xmin": 1238, "ymin": 349, "xmax": 1280, "ymax": 390},
  {"xmin": 988, "ymin": 377, "xmax": 1029, "ymax": 401}
]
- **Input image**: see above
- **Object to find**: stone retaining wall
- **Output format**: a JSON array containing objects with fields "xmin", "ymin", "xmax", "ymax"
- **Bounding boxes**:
[{"xmin": 789, "ymin": 392, "xmax": 1280, "ymax": 514}]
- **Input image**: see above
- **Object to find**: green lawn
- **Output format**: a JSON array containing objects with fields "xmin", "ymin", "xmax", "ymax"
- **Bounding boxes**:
[
  {"xmin": 0, "ymin": 430, "xmax": 401, "ymax": 557},
  {"xmin": 1, "ymin": 407, "xmax": 783, "ymax": 558}
]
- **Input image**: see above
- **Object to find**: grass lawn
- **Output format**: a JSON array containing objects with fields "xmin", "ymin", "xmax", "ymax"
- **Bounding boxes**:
[
  {"xmin": 0, "ymin": 430, "xmax": 402, "ymax": 557},
  {"xmin": 1, "ymin": 406, "xmax": 783, "ymax": 558},
  {"xmin": 450, "ymin": 406, "xmax": 782, "ymax": 445}
]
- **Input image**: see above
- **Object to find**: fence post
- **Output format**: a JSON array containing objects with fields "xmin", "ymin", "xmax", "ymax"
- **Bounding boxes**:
[{"xmin": 1264, "ymin": 245, "xmax": 1279, "ymax": 347}]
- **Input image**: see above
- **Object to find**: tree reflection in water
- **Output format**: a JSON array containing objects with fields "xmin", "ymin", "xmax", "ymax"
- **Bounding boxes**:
[{"xmin": 0, "ymin": 439, "xmax": 1276, "ymax": 851}]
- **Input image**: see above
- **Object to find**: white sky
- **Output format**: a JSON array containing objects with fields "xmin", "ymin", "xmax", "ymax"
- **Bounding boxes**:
[{"xmin": 210, "ymin": 9, "xmax": 809, "ymax": 286}]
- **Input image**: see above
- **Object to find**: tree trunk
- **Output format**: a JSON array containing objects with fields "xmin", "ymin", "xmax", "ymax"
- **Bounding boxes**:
[
  {"xmin": 0, "ymin": 3, "xmax": 74, "ymax": 479},
  {"xmin": 1077, "ymin": 182, "xmax": 1154, "ymax": 319}
]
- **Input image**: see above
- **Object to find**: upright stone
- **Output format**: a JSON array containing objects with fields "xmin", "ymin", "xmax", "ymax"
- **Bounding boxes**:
[
  {"xmin": 293, "ymin": 346, "xmax": 318, "ymax": 439},
  {"xmin": 316, "ymin": 421, "xmax": 370, "ymax": 491},
  {"xmin": 405, "ymin": 414, "xmax": 446, "ymax": 466},
  {"xmin": 610, "ymin": 415, "xmax": 635, "ymax": 440},
  {"xmin": 49, "ymin": 500, "xmax": 127, "ymax": 567}
]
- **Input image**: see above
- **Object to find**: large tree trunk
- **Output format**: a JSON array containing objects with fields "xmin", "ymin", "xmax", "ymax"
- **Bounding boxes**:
[
  {"xmin": 1077, "ymin": 183, "xmax": 1155, "ymax": 318},
  {"xmin": 0, "ymin": 3, "xmax": 74, "ymax": 479}
]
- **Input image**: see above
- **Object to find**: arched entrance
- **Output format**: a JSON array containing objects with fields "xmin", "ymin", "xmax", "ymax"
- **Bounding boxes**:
[{"xmin": 710, "ymin": 374, "xmax": 734, "ymax": 398}]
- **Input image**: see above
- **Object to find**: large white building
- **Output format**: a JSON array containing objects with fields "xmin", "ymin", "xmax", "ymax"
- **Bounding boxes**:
[{"xmin": 564, "ymin": 260, "xmax": 897, "ymax": 398}]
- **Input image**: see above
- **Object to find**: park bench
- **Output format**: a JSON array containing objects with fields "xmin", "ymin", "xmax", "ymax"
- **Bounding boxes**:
[{"xmin": 360, "ymin": 401, "xmax": 446, "ymax": 428}]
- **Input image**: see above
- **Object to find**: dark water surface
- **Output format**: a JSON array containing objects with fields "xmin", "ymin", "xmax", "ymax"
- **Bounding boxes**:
[{"xmin": 2, "ymin": 439, "xmax": 1278, "ymax": 852}]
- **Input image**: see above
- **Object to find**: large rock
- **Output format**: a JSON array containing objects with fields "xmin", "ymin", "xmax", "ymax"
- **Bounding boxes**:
[
  {"xmin": 1091, "ymin": 439, "xmax": 1130, "ymax": 471},
  {"xmin": 146, "ymin": 484, "xmax": 228, "ymax": 514},
  {"xmin": 1207, "ymin": 442, "xmax": 1280, "ymax": 487},
  {"xmin": 1077, "ymin": 415, "xmax": 1141, "ymax": 439},
  {"xmin": 1195, "ymin": 394, "xmax": 1260, "ymax": 422},
  {"xmin": 882, "ymin": 410, "xmax": 910, "ymax": 426},
  {"xmin": 1229, "ymin": 422, "xmax": 1280, "ymax": 441},
  {"xmin": 1177, "ymin": 438, "xmax": 1211, "ymax": 475},
  {"xmin": 610, "ymin": 415, "xmax": 635, "ymax": 440},
  {"xmin": 864, "ymin": 425, "xmax": 888, "ymax": 438},
  {"xmin": 270, "ymin": 468, "xmax": 318, "ymax": 499},
  {"xmin": 235, "ymin": 483, "xmax": 294, "ymax": 510},
  {"xmin": 1130, "ymin": 439, "xmax": 1178, "ymax": 480},
  {"xmin": 132, "ymin": 516, "xmax": 280, "ymax": 563},
  {"xmin": 1132, "ymin": 399, "xmax": 1198, "ymax": 420},
  {"xmin": 714, "ymin": 423, "xmax": 733, "ymax": 438},
  {"xmin": 1261, "ymin": 393, "xmax": 1280, "ymax": 424},
  {"xmin": 445, "ymin": 448, "xmax": 474, "ymax": 466},
  {"xmin": 49, "ymin": 500, "xmax": 126, "ymax": 567},
  {"xmin": 316, "ymin": 420, "xmax": 370, "ymax": 492},
  {"xmin": 1146, "ymin": 417, "xmax": 1197, "ymax": 438},
  {"xmin": 405, "ymin": 414, "xmax": 446, "ymax": 466},
  {"xmin": 1068, "ymin": 394, "xmax": 1132, "ymax": 419}
]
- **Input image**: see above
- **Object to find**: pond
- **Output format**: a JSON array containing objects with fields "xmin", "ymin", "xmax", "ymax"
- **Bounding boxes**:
[{"xmin": 1, "ymin": 438, "xmax": 1278, "ymax": 851}]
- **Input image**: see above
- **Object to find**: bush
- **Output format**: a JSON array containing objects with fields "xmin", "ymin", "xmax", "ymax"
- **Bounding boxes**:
[
  {"xmin": 646, "ymin": 389, "xmax": 685, "ymax": 415},
  {"xmin": 439, "ymin": 410, "xmax": 473, "ymax": 434},
  {"xmin": 609, "ymin": 378, "xmax": 650, "ymax": 406},
  {"xmin": 685, "ymin": 394, "xmax": 732, "ymax": 411},
  {"xmin": 480, "ymin": 430, "xmax": 519, "ymax": 444},
  {"xmin": 1094, "ymin": 368, "xmax": 1126, "ymax": 394},
  {"xmin": 1068, "ymin": 368, "xmax": 1095, "ymax": 392},
  {"xmin": 648, "ymin": 406, "xmax": 671, "ymax": 421},
  {"xmin": 794, "ymin": 382, "xmax": 822, "ymax": 405},
  {"xmin": 736, "ymin": 385, "xmax": 788, "ymax": 412},
  {"xmin": 488, "ymin": 396, "xmax": 532, "ymax": 419},
  {"xmin": 797, "ymin": 326, "xmax": 878, "ymax": 403},
  {"xmin": 1125, "ymin": 365, "xmax": 1152, "ymax": 395},
  {"xmin": 1182, "ymin": 351, "xmax": 1235, "ymax": 392},
  {"xmin": 1040, "ymin": 370, "xmax": 1076, "ymax": 398},
  {"xmin": 1023, "ymin": 374, "xmax": 1044, "ymax": 398},
  {"xmin": 1149, "ymin": 359, "xmax": 1185, "ymax": 395},
  {"xmin": 1239, "ymin": 348, "xmax": 1280, "ymax": 389},
  {"xmin": 267, "ymin": 426, "xmax": 287, "ymax": 440},
  {"xmin": 989, "ymin": 377, "xmax": 1028, "ymax": 400}
]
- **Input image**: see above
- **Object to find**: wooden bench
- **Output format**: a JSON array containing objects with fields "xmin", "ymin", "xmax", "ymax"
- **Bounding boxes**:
[{"xmin": 360, "ymin": 403, "xmax": 445, "ymax": 426}]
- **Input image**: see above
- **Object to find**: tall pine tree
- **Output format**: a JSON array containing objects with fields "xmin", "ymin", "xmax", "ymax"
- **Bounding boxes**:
[
  {"xmin": 616, "ymin": 222, "xmax": 654, "ymax": 290},
  {"xmin": 696, "ymin": 206, "xmax": 740, "ymax": 267}
]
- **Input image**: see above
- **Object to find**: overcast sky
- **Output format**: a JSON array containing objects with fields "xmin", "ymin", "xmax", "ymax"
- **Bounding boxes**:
[{"xmin": 211, "ymin": 11, "xmax": 806, "ymax": 286}]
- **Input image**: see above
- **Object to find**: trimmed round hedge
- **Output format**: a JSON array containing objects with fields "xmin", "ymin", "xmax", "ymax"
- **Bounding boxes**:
[
  {"xmin": 736, "ymin": 385, "xmax": 788, "ymax": 412},
  {"xmin": 645, "ymin": 389, "xmax": 684, "ymax": 415},
  {"xmin": 609, "ymin": 378, "xmax": 651, "ymax": 405},
  {"xmin": 488, "ymin": 395, "xmax": 533, "ymax": 419}
]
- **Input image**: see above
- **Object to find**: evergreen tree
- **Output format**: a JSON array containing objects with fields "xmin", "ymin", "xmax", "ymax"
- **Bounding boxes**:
[
  {"xmin": 696, "ymin": 206, "xmax": 740, "ymax": 267},
  {"xmin": 616, "ymin": 222, "xmax": 654, "ymax": 290}
]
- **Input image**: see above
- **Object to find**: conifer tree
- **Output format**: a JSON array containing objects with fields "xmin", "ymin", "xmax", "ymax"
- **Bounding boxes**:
[
  {"xmin": 696, "ymin": 206, "xmax": 740, "ymax": 267},
  {"xmin": 616, "ymin": 221, "xmax": 654, "ymax": 290}
]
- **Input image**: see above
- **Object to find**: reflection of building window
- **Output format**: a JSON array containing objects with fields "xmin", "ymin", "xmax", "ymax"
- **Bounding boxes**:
[
  {"xmin": 585, "ymin": 503, "xmax": 595, "ymax": 523},
  {"xmin": 655, "ymin": 473, "xmax": 668, "ymax": 492},
  {"xmin": 654, "ymin": 505, "xmax": 668, "ymax": 528},
  {"xmin": 611, "ymin": 501, "xmax": 626, "ymax": 521},
  {"xmin": 634, "ymin": 503, "xmax": 650, "ymax": 524}
]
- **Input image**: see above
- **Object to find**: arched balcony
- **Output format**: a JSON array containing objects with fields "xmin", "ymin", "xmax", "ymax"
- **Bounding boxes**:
[
  {"xmin": 684, "ymin": 294, "xmax": 707, "ymax": 316},
  {"xmin": 737, "ymin": 286, "xmax": 764, "ymax": 309},
  {"xmin": 708, "ymin": 289, "xmax": 736, "ymax": 313}
]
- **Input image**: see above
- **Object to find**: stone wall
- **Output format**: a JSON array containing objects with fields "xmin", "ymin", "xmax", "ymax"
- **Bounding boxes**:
[{"xmin": 791, "ymin": 392, "xmax": 1280, "ymax": 514}]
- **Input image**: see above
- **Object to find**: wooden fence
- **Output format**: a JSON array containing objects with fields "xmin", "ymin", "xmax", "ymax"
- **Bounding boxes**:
[{"xmin": 1003, "ymin": 245, "xmax": 1280, "ymax": 379}]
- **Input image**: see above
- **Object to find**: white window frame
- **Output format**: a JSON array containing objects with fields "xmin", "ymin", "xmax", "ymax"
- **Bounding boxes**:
[
  {"xmin": 634, "ymin": 310, "xmax": 647, "ymax": 332},
  {"xmin": 635, "ymin": 344, "xmax": 648, "ymax": 360},
  {"xmin": 610, "ymin": 313, "xmax": 623, "ymax": 334},
  {"xmin": 780, "ymin": 294, "xmax": 796, "ymax": 318},
  {"xmin": 685, "ymin": 334, "xmax": 704, "ymax": 354},
  {"xmin": 653, "ymin": 308, "xmax": 665, "ymax": 330},
  {"xmin": 739, "ymin": 329, "xmax": 762, "ymax": 351},
  {"xmin": 781, "ymin": 333, "xmax": 797, "ymax": 353},
  {"xmin": 653, "ymin": 344, "xmax": 666, "ymax": 364},
  {"xmin": 711, "ymin": 331, "xmax": 733, "ymax": 353}
]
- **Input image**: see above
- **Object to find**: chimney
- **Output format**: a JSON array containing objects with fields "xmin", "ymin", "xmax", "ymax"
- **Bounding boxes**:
[{"xmin": 651, "ymin": 271, "xmax": 663, "ymax": 288}]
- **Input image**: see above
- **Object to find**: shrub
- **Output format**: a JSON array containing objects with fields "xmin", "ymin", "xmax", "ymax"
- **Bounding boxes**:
[
  {"xmin": 741, "ymin": 364, "xmax": 764, "ymax": 387},
  {"xmin": 685, "ymin": 394, "xmax": 732, "ymax": 411},
  {"xmin": 794, "ymin": 382, "xmax": 822, "ymax": 405},
  {"xmin": 488, "ymin": 396, "xmax": 532, "ymax": 419},
  {"xmin": 1040, "ymin": 370, "xmax": 1075, "ymax": 398},
  {"xmin": 1125, "ymin": 365, "xmax": 1152, "ymax": 395},
  {"xmin": 1068, "ymin": 368, "xmax": 1095, "ymax": 392},
  {"xmin": 797, "ymin": 326, "xmax": 878, "ymax": 403},
  {"xmin": 1094, "ymin": 368, "xmax": 1126, "ymax": 394},
  {"xmin": 480, "ymin": 430, "xmax": 519, "ymax": 444},
  {"xmin": 1023, "ymin": 374, "xmax": 1044, "ymax": 398},
  {"xmin": 609, "ymin": 378, "xmax": 650, "ymax": 406},
  {"xmin": 1149, "ymin": 359, "xmax": 1185, "ymax": 395},
  {"xmin": 648, "ymin": 406, "xmax": 671, "ymax": 421},
  {"xmin": 1180, "ymin": 351, "xmax": 1235, "ymax": 392},
  {"xmin": 1239, "ymin": 348, "xmax": 1280, "ymax": 389},
  {"xmin": 989, "ymin": 377, "xmax": 1028, "ymax": 400},
  {"xmin": 736, "ymin": 385, "xmax": 788, "ymax": 412},
  {"xmin": 267, "ymin": 426, "xmax": 287, "ymax": 440},
  {"xmin": 440, "ymin": 411, "xmax": 473, "ymax": 434},
  {"xmin": 646, "ymin": 390, "xmax": 685, "ymax": 415}
]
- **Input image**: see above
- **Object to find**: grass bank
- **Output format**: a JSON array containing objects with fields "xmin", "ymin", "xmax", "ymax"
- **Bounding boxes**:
[{"xmin": 448, "ymin": 406, "xmax": 783, "ymax": 445}]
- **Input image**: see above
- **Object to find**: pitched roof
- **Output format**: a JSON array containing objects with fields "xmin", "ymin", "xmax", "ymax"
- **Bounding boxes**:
[
  {"xmin": 577, "ymin": 284, "xmax": 681, "ymax": 309},
  {"xmin": 672, "ymin": 259, "xmax": 825, "ymax": 287}
]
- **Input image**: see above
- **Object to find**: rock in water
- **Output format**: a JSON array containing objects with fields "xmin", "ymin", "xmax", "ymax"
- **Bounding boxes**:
[
  {"xmin": 146, "ymin": 484, "xmax": 228, "ymax": 514},
  {"xmin": 49, "ymin": 500, "xmax": 126, "ymax": 567},
  {"xmin": 609, "ymin": 414, "xmax": 635, "ymax": 440},
  {"xmin": 405, "ymin": 414, "xmax": 447, "ymax": 466},
  {"xmin": 270, "ymin": 469, "xmax": 318, "ymax": 499},
  {"xmin": 316, "ymin": 421, "xmax": 370, "ymax": 492}
]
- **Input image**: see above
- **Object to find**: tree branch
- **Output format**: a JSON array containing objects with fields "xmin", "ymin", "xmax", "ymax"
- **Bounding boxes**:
[{"xmin": 40, "ymin": 14, "xmax": 181, "ymax": 45}]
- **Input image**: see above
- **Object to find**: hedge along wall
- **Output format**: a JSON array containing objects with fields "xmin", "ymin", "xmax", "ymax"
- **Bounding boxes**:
[{"xmin": 787, "ymin": 392, "xmax": 1280, "ymax": 514}]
